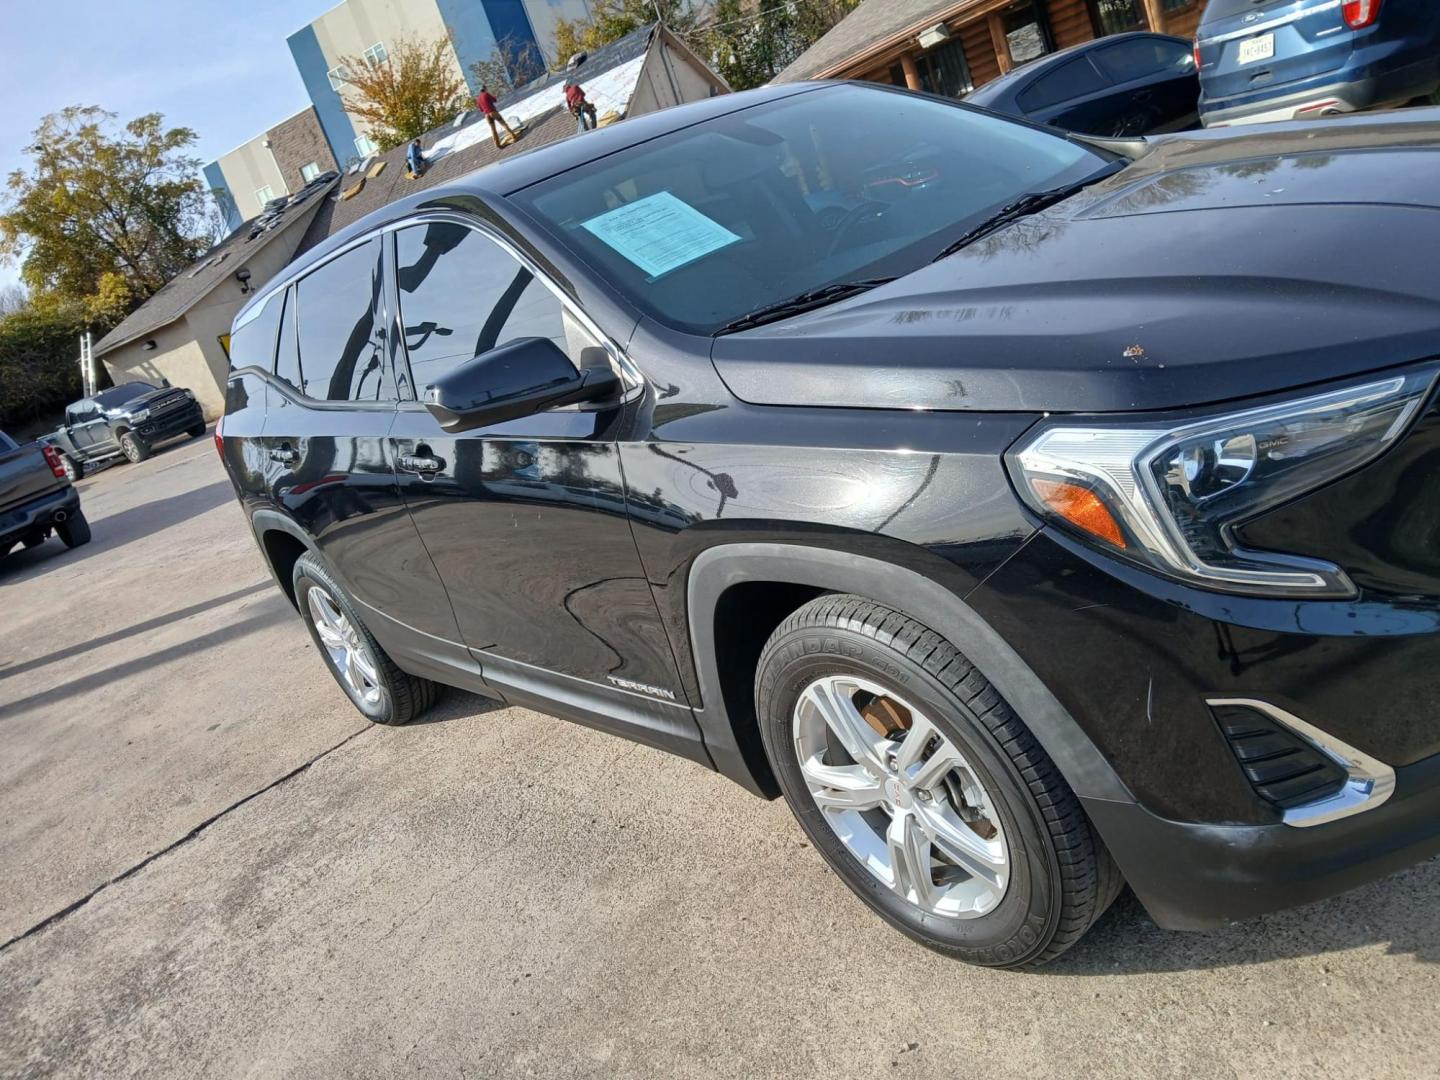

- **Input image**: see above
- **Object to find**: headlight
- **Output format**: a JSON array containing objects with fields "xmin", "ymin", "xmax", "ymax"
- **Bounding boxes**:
[
  {"xmin": 1008, "ymin": 370, "xmax": 1435, "ymax": 597},
  {"xmin": 129, "ymin": 408, "xmax": 151, "ymax": 422}
]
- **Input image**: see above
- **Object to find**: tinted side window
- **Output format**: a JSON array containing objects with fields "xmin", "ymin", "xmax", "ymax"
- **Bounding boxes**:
[
  {"xmin": 0, "ymin": 430, "xmax": 16, "ymax": 451},
  {"xmin": 1092, "ymin": 38, "xmax": 1192, "ymax": 83},
  {"xmin": 228, "ymin": 290, "xmax": 284, "ymax": 372},
  {"xmin": 295, "ymin": 238, "xmax": 389, "ymax": 401},
  {"xmin": 395, "ymin": 223, "xmax": 576, "ymax": 392},
  {"xmin": 275, "ymin": 286, "xmax": 301, "ymax": 391},
  {"xmin": 1017, "ymin": 58, "xmax": 1108, "ymax": 112}
]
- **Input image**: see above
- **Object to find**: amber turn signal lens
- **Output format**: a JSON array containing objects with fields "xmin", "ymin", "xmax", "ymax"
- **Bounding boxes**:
[{"xmin": 1031, "ymin": 478, "xmax": 1127, "ymax": 549}]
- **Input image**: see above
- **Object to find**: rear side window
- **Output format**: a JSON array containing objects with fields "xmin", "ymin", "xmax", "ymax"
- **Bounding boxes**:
[
  {"xmin": 295, "ymin": 238, "xmax": 389, "ymax": 401},
  {"xmin": 0, "ymin": 431, "xmax": 15, "ymax": 451},
  {"xmin": 229, "ymin": 291, "xmax": 284, "ymax": 372},
  {"xmin": 275, "ymin": 287, "xmax": 301, "ymax": 391},
  {"xmin": 1092, "ymin": 38, "xmax": 1193, "ymax": 83},
  {"xmin": 395, "ymin": 223, "xmax": 574, "ymax": 392},
  {"xmin": 1018, "ymin": 58, "xmax": 1108, "ymax": 111}
]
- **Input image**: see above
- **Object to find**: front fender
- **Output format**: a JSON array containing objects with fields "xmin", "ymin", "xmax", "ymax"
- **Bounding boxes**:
[{"xmin": 684, "ymin": 542, "xmax": 1134, "ymax": 805}]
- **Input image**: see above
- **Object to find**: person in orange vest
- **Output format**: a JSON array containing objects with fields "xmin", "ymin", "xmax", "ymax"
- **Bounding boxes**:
[{"xmin": 475, "ymin": 85, "xmax": 520, "ymax": 148}]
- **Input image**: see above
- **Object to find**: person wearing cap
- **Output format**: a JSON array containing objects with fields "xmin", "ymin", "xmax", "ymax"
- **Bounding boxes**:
[
  {"xmin": 565, "ymin": 78, "xmax": 598, "ymax": 133},
  {"xmin": 475, "ymin": 85, "xmax": 520, "ymax": 148}
]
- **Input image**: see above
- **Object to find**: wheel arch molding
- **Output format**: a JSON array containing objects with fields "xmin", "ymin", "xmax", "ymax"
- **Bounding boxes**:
[{"xmin": 684, "ymin": 543, "xmax": 1135, "ymax": 806}]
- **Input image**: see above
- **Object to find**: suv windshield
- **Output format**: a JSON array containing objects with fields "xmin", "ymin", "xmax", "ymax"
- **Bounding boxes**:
[
  {"xmin": 1201, "ymin": 0, "xmax": 1289, "ymax": 22},
  {"xmin": 94, "ymin": 382, "xmax": 157, "ymax": 407},
  {"xmin": 512, "ymin": 84, "xmax": 1114, "ymax": 335}
]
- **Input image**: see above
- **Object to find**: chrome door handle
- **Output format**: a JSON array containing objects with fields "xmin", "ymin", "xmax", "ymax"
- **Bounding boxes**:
[
  {"xmin": 399, "ymin": 453, "xmax": 444, "ymax": 475},
  {"xmin": 269, "ymin": 446, "xmax": 299, "ymax": 465}
]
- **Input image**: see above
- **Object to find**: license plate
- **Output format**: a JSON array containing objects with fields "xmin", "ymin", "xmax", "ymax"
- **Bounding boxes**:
[{"xmin": 1237, "ymin": 33, "xmax": 1275, "ymax": 65}]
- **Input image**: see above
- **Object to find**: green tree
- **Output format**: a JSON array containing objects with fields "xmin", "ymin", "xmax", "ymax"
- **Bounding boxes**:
[
  {"xmin": 0, "ymin": 304, "xmax": 86, "ymax": 429},
  {"xmin": 0, "ymin": 107, "xmax": 217, "ymax": 326},
  {"xmin": 339, "ymin": 37, "xmax": 469, "ymax": 153},
  {"xmin": 701, "ymin": 0, "xmax": 861, "ymax": 89},
  {"xmin": 553, "ymin": 0, "xmax": 701, "ymax": 62}
]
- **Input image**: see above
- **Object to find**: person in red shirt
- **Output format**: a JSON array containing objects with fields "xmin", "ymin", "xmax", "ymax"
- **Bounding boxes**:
[
  {"xmin": 475, "ymin": 85, "xmax": 519, "ymax": 148},
  {"xmin": 564, "ymin": 78, "xmax": 597, "ymax": 133}
]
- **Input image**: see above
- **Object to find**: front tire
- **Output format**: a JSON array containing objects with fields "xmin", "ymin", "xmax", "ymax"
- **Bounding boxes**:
[
  {"xmin": 291, "ymin": 552, "xmax": 442, "ymax": 725},
  {"xmin": 119, "ymin": 430, "xmax": 150, "ymax": 463},
  {"xmin": 187, "ymin": 422, "xmax": 207, "ymax": 438},
  {"xmin": 756, "ymin": 595, "xmax": 1121, "ymax": 969}
]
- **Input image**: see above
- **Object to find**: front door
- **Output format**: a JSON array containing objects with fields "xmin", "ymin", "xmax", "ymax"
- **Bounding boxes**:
[
  {"xmin": 386, "ymin": 218, "xmax": 695, "ymax": 748},
  {"xmin": 258, "ymin": 238, "xmax": 466, "ymax": 667}
]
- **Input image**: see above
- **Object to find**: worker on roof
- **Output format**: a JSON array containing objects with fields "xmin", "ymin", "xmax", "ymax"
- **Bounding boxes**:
[
  {"xmin": 475, "ymin": 85, "xmax": 520, "ymax": 149},
  {"xmin": 564, "ymin": 78, "xmax": 598, "ymax": 134},
  {"xmin": 406, "ymin": 139, "xmax": 426, "ymax": 178}
]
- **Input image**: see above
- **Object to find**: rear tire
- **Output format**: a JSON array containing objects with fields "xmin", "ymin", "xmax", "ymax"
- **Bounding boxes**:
[
  {"xmin": 61, "ymin": 455, "xmax": 82, "ymax": 482},
  {"xmin": 755, "ymin": 594, "xmax": 1122, "ymax": 969},
  {"xmin": 119, "ymin": 430, "xmax": 150, "ymax": 463},
  {"xmin": 291, "ymin": 552, "xmax": 442, "ymax": 725},
  {"xmin": 57, "ymin": 510, "xmax": 91, "ymax": 548}
]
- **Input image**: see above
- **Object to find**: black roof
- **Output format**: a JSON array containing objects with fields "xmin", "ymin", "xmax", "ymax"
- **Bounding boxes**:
[{"xmin": 965, "ymin": 32, "xmax": 1192, "ymax": 109}]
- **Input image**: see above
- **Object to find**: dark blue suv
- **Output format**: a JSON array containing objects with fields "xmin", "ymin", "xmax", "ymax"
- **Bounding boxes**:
[{"xmin": 1197, "ymin": 0, "xmax": 1440, "ymax": 127}]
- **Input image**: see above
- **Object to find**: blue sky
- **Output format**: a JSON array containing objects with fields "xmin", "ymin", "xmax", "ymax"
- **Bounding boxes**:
[{"xmin": 0, "ymin": 0, "xmax": 341, "ymax": 290}]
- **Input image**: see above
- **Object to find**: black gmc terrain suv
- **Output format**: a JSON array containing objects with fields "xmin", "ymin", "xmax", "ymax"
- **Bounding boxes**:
[{"xmin": 218, "ymin": 83, "xmax": 1440, "ymax": 968}]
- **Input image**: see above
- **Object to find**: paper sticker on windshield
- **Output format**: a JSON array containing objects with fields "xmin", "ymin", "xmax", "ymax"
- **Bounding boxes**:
[{"xmin": 581, "ymin": 192, "xmax": 740, "ymax": 278}]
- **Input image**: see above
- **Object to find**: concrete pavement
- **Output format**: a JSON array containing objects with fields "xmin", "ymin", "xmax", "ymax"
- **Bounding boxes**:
[{"xmin": 2, "ymin": 437, "xmax": 1438, "ymax": 1078}]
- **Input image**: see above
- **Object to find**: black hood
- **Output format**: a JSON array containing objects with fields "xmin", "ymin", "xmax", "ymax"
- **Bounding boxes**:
[{"xmin": 712, "ymin": 113, "xmax": 1440, "ymax": 414}]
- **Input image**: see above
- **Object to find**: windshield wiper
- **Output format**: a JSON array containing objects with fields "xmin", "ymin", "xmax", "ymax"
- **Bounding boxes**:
[
  {"xmin": 931, "ymin": 175, "xmax": 1113, "ymax": 263},
  {"xmin": 715, "ymin": 278, "xmax": 896, "ymax": 335}
]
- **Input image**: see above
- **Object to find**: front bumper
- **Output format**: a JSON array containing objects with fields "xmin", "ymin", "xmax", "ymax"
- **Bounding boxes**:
[
  {"xmin": 0, "ymin": 485, "xmax": 80, "ymax": 546},
  {"xmin": 135, "ymin": 400, "xmax": 204, "ymax": 441},
  {"xmin": 1083, "ymin": 749, "xmax": 1440, "ymax": 930}
]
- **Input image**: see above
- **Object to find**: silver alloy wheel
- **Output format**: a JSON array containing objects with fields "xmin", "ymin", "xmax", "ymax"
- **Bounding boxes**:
[
  {"xmin": 121, "ymin": 435, "xmax": 141, "ymax": 462},
  {"xmin": 794, "ymin": 675, "xmax": 1009, "ymax": 919},
  {"xmin": 306, "ymin": 585, "xmax": 382, "ymax": 707}
]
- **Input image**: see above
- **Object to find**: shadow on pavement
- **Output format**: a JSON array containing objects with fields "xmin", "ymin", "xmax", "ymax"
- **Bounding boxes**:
[
  {"xmin": 0, "ymin": 580, "xmax": 274, "ymax": 684},
  {"xmin": 1044, "ymin": 854, "xmax": 1440, "ymax": 973},
  {"xmin": 0, "ymin": 595, "xmax": 293, "ymax": 723},
  {"xmin": 0, "ymin": 478, "xmax": 235, "ymax": 582}
]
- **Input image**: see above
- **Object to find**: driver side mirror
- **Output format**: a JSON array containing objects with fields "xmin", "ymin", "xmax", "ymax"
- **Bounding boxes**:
[{"xmin": 422, "ymin": 336, "xmax": 621, "ymax": 434}]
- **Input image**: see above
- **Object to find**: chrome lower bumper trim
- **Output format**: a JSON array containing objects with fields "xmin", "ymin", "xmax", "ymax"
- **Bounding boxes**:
[{"xmin": 1208, "ymin": 698, "xmax": 1396, "ymax": 828}]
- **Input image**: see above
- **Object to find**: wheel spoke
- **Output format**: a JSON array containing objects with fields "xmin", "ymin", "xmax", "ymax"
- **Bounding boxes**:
[
  {"xmin": 919, "ymin": 804, "xmax": 1006, "ymax": 887},
  {"xmin": 804, "ymin": 680, "xmax": 887, "ymax": 774},
  {"xmin": 886, "ymin": 812, "xmax": 937, "ymax": 908},
  {"xmin": 800, "ymin": 753, "xmax": 885, "ymax": 812},
  {"xmin": 343, "ymin": 652, "xmax": 368, "ymax": 695},
  {"xmin": 315, "ymin": 623, "xmax": 346, "ymax": 650},
  {"xmin": 350, "ymin": 646, "xmax": 379, "ymax": 687}
]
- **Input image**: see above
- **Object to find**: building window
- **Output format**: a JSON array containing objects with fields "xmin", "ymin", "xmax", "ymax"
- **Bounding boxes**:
[
  {"xmin": 1088, "ymin": 0, "xmax": 1147, "ymax": 35},
  {"xmin": 1002, "ymin": 1, "xmax": 1053, "ymax": 66},
  {"xmin": 300, "ymin": 162, "xmax": 321, "ymax": 183},
  {"xmin": 354, "ymin": 134, "xmax": 378, "ymax": 158},
  {"xmin": 254, "ymin": 184, "xmax": 276, "ymax": 206},
  {"xmin": 1162, "ymin": 0, "xmax": 1197, "ymax": 10},
  {"xmin": 363, "ymin": 42, "xmax": 387, "ymax": 66},
  {"xmin": 889, "ymin": 38, "xmax": 973, "ymax": 99},
  {"xmin": 327, "ymin": 65, "xmax": 350, "ymax": 91}
]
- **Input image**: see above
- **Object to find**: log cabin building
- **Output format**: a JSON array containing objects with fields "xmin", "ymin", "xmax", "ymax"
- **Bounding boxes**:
[{"xmin": 775, "ymin": 0, "xmax": 1206, "ymax": 97}]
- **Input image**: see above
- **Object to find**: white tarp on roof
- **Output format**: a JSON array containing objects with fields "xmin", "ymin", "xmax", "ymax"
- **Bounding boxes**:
[{"xmin": 427, "ymin": 55, "xmax": 648, "ymax": 163}]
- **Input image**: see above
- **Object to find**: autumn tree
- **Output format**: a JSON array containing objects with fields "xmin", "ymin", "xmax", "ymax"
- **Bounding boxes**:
[
  {"xmin": 701, "ymin": 0, "xmax": 861, "ymax": 88},
  {"xmin": 553, "ymin": 0, "xmax": 701, "ymax": 62},
  {"xmin": 0, "ymin": 107, "xmax": 217, "ymax": 327},
  {"xmin": 339, "ymin": 37, "xmax": 468, "ymax": 153}
]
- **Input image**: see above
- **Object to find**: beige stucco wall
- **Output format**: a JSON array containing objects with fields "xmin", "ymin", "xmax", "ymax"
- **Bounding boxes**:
[
  {"xmin": 215, "ymin": 135, "xmax": 290, "ymax": 224},
  {"xmin": 99, "ymin": 196, "xmax": 329, "ymax": 421}
]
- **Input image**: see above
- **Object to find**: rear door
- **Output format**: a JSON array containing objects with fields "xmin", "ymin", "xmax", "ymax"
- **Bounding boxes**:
[
  {"xmin": 386, "ymin": 217, "xmax": 692, "ymax": 731},
  {"xmin": 1199, "ymin": 0, "xmax": 1352, "ymax": 102},
  {"xmin": 258, "ymin": 237, "xmax": 465, "ymax": 655},
  {"xmin": 1089, "ymin": 36, "xmax": 1201, "ymax": 134},
  {"xmin": 1020, "ymin": 56, "xmax": 1119, "ymax": 134}
]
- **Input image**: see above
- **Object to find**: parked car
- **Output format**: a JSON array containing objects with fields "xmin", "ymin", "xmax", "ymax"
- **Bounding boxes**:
[
  {"xmin": 0, "ymin": 429, "xmax": 90, "ymax": 558},
  {"xmin": 48, "ymin": 380, "xmax": 206, "ymax": 479},
  {"xmin": 218, "ymin": 82, "xmax": 1440, "ymax": 968},
  {"xmin": 1197, "ymin": 0, "xmax": 1440, "ymax": 127},
  {"xmin": 966, "ymin": 32, "xmax": 1200, "ymax": 136}
]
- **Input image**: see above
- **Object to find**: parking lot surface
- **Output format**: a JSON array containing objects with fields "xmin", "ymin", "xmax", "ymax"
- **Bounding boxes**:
[{"xmin": 2, "ymin": 439, "xmax": 1438, "ymax": 1079}]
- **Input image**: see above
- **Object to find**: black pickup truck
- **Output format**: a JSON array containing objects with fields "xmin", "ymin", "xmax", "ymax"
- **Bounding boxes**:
[
  {"xmin": 0, "ymin": 429, "xmax": 90, "ymax": 558},
  {"xmin": 47, "ymin": 380, "xmax": 206, "ymax": 479}
]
